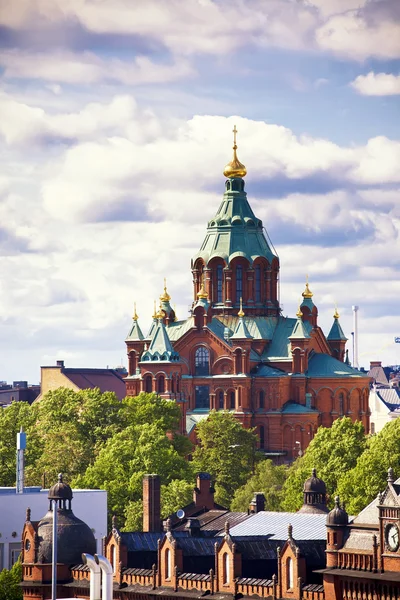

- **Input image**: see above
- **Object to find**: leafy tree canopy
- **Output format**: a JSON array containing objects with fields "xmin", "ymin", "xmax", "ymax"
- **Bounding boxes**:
[
  {"xmin": 0, "ymin": 559, "xmax": 23, "ymax": 600},
  {"xmin": 338, "ymin": 417, "xmax": 400, "ymax": 514},
  {"xmin": 231, "ymin": 459, "xmax": 287, "ymax": 512},
  {"xmin": 281, "ymin": 417, "xmax": 366, "ymax": 512},
  {"xmin": 192, "ymin": 410, "xmax": 257, "ymax": 507}
]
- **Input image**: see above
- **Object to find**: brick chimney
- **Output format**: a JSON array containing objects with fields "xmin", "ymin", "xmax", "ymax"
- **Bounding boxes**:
[
  {"xmin": 370, "ymin": 361, "xmax": 382, "ymax": 369},
  {"xmin": 249, "ymin": 492, "xmax": 265, "ymax": 514},
  {"xmin": 143, "ymin": 474, "xmax": 161, "ymax": 532},
  {"xmin": 193, "ymin": 473, "xmax": 215, "ymax": 510}
]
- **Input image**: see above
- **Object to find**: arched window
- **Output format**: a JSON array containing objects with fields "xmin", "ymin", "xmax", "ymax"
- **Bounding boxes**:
[
  {"xmin": 236, "ymin": 265, "xmax": 243, "ymax": 301},
  {"xmin": 171, "ymin": 377, "xmax": 175, "ymax": 393},
  {"xmin": 195, "ymin": 347, "xmax": 209, "ymax": 376},
  {"xmin": 144, "ymin": 375, "xmax": 152, "ymax": 393},
  {"xmin": 259, "ymin": 390, "xmax": 265, "ymax": 409},
  {"xmin": 217, "ymin": 265, "xmax": 223, "ymax": 303},
  {"xmin": 157, "ymin": 375, "xmax": 165, "ymax": 394},
  {"xmin": 223, "ymin": 552, "xmax": 229, "ymax": 584},
  {"xmin": 259, "ymin": 425, "xmax": 265, "ymax": 449},
  {"xmin": 339, "ymin": 393, "xmax": 344, "ymax": 416},
  {"xmin": 218, "ymin": 390, "xmax": 224, "ymax": 409},
  {"xmin": 287, "ymin": 557, "xmax": 293, "ymax": 590},
  {"xmin": 165, "ymin": 548, "xmax": 171, "ymax": 579},
  {"xmin": 111, "ymin": 545, "xmax": 116, "ymax": 574},
  {"xmin": 255, "ymin": 265, "xmax": 261, "ymax": 302},
  {"xmin": 230, "ymin": 391, "xmax": 235, "ymax": 410}
]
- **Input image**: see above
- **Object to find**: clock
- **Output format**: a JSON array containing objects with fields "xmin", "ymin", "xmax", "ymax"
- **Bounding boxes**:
[{"xmin": 386, "ymin": 524, "xmax": 400, "ymax": 552}]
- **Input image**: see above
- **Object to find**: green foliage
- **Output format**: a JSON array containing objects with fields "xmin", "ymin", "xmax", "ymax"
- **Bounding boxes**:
[
  {"xmin": 281, "ymin": 417, "xmax": 366, "ymax": 512},
  {"xmin": 73, "ymin": 422, "xmax": 194, "ymax": 529},
  {"xmin": 192, "ymin": 410, "xmax": 257, "ymax": 507},
  {"xmin": 161, "ymin": 479, "xmax": 194, "ymax": 518},
  {"xmin": 121, "ymin": 393, "xmax": 181, "ymax": 431},
  {"xmin": 0, "ymin": 559, "xmax": 23, "ymax": 600},
  {"xmin": 338, "ymin": 418, "xmax": 400, "ymax": 514},
  {"xmin": 231, "ymin": 459, "xmax": 287, "ymax": 512}
]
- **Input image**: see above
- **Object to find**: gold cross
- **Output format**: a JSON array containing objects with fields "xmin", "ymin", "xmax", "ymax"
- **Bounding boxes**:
[{"xmin": 233, "ymin": 124, "xmax": 237, "ymax": 146}]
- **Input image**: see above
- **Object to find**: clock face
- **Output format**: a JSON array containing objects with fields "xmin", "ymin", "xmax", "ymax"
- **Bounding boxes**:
[{"xmin": 386, "ymin": 524, "xmax": 399, "ymax": 552}]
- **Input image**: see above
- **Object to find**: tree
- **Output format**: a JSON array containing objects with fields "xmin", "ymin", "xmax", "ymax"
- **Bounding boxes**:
[
  {"xmin": 0, "ymin": 401, "xmax": 41, "ymax": 487},
  {"xmin": 231, "ymin": 459, "xmax": 287, "ymax": 512},
  {"xmin": 192, "ymin": 410, "xmax": 257, "ymax": 507},
  {"xmin": 0, "ymin": 558, "xmax": 23, "ymax": 599},
  {"xmin": 281, "ymin": 418, "xmax": 366, "ymax": 512},
  {"xmin": 338, "ymin": 417, "xmax": 400, "ymax": 515},
  {"xmin": 73, "ymin": 422, "xmax": 194, "ymax": 529}
]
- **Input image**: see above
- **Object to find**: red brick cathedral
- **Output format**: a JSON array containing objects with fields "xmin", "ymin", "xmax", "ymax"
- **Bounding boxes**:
[{"xmin": 125, "ymin": 129, "xmax": 370, "ymax": 459}]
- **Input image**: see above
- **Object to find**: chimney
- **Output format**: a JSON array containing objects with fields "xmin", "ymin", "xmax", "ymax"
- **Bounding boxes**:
[
  {"xmin": 185, "ymin": 518, "xmax": 201, "ymax": 537},
  {"xmin": 56, "ymin": 360, "xmax": 65, "ymax": 368},
  {"xmin": 193, "ymin": 473, "xmax": 215, "ymax": 510},
  {"xmin": 143, "ymin": 474, "xmax": 161, "ymax": 532},
  {"xmin": 370, "ymin": 361, "xmax": 382, "ymax": 369},
  {"xmin": 249, "ymin": 492, "xmax": 265, "ymax": 514}
]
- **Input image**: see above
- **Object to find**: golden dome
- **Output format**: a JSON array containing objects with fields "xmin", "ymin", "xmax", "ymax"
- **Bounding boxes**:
[
  {"xmin": 334, "ymin": 306, "xmax": 340, "ymax": 319},
  {"xmin": 296, "ymin": 306, "xmax": 303, "ymax": 318},
  {"xmin": 132, "ymin": 302, "xmax": 139, "ymax": 321},
  {"xmin": 223, "ymin": 125, "xmax": 247, "ymax": 179},
  {"xmin": 160, "ymin": 278, "xmax": 171, "ymax": 302},
  {"xmin": 197, "ymin": 284, "xmax": 208, "ymax": 299},
  {"xmin": 302, "ymin": 281, "xmax": 313, "ymax": 299},
  {"xmin": 238, "ymin": 297, "xmax": 245, "ymax": 318}
]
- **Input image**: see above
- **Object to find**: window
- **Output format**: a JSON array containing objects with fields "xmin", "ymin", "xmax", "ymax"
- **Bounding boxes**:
[
  {"xmin": 165, "ymin": 548, "xmax": 171, "ymax": 579},
  {"xmin": 223, "ymin": 552, "xmax": 230, "ymax": 584},
  {"xmin": 229, "ymin": 391, "xmax": 235, "ymax": 410},
  {"xmin": 371, "ymin": 422, "xmax": 375, "ymax": 434},
  {"xmin": 171, "ymin": 377, "xmax": 175, "ymax": 393},
  {"xmin": 217, "ymin": 265, "xmax": 223, "ymax": 303},
  {"xmin": 157, "ymin": 375, "xmax": 165, "ymax": 394},
  {"xmin": 259, "ymin": 425, "xmax": 265, "ymax": 449},
  {"xmin": 195, "ymin": 385, "xmax": 210, "ymax": 409},
  {"xmin": 259, "ymin": 390, "xmax": 265, "ymax": 409},
  {"xmin": 144, "ymin": 375, "xmax": 152, "ymax": 393},
  {"xmin": 287, "ymin": 557, "xmax": 293, "ymax": 590},
  {"xmin": 236, "ymin": 265, "xmax": 243, "ymax": 301},
  {"xmin": 218, "ymin": 391, "xmax": 224, "ymax": 409},
  {"xmin": 111, "ymin": 545, "xmax": 116, "ymax": 574},
  {"xmin": 339, "ymin": 393, "xmax": 344, "ymax": 416},
  {"xmin": 195, "ymin": 347, "xmax": 210, "ymax": 376},
  {"xmin": 255, "ymin": 265, "xmax": 261, "ymax": 302},
  {"xmin": 9, "ymin": 543, "xmax": 21, "ymax": 567}
]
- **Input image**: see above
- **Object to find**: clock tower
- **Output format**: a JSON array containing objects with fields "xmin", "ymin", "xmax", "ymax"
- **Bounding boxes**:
[{"xmin": 379, "ymin": 467, "xmax": 400, "ymax": 570}]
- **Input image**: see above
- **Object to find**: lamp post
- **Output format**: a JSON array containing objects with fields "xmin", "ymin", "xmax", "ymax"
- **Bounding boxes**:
[{"xmin": 52, "ymin": 499, "xmax": 58, "ymax": 600}]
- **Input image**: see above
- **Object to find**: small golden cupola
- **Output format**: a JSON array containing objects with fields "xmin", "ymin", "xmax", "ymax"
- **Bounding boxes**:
[
  {"xmin": 302, "ymin": 281, "xmax": 313, "ymax": 299},
  {"xmin": 223, "ymin": 125, "xmax": 247, "ymax": 179}
]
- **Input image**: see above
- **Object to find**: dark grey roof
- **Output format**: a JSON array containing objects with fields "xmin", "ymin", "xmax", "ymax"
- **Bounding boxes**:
[
  {"xmin": 228, "ymin": 511, "xmax": 327, "ymax": 540},
  {"xmin": 121, "ymin": 532, "xmax": 163, "ymax": 552},
  {"xmin": 176, "ymin": 537, "xmax": 217, "ymax": 556},
  {"xmin": 233, "ymin": 537, "xmax": 326, "ymax": 567}
]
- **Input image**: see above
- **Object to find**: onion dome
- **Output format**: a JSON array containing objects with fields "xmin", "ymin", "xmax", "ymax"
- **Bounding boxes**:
[
  {"xmin": 304, "ymin": 468, "xmax": 326, "ymax": 494},
  {"xmin": 38, "ymin": 474, "xmax": 96, "ymax": 565},
  {"xmin": 327, "ymin": 496, "xmax": 348, "ymax": 526},
  {"xmin": 160, "ymin": 279, "xmax": 171, "ymax": 302},
  {"xmin": 223, "ymin": 125, "xmax": 247, "ymax": 179},
  {"xmin": 48, "ymin": 473, "xmax": 72, "ymax": 503},
  {"xmin": 302, "ymin": 281, "xmax": 313, "ymax": 299}
]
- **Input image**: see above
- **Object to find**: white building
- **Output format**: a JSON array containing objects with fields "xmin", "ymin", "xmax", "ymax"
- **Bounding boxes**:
[
  {"xmin": 0, "ymin": 486, "xmax": 107, "ymax": 569},
  {"xmin": 369, "ymin": 386, "xmax": 400, "ymax": 434}
]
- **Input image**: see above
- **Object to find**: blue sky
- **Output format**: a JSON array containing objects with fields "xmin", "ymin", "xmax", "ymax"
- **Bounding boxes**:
[{"xmin": 0, "ymin": 0, "xmax": 400, "ymax": 382}]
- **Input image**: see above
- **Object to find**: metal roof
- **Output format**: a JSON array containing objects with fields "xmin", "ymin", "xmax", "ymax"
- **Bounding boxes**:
[
  {"xmin": 227, "ymin": 511, "xmax": 327, "ymax": 540},
  {"xmin": 306, "ymin": 352, "xmax": 362, "ymax": 378},
  {"xmin": 377, "ymin": 388, "xmax": 400, "ymax": 410}
]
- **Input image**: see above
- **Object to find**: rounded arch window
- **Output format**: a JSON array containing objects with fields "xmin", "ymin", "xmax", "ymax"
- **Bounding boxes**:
[
  {"xmin": 259, "ymin": 425, "xmax": 265, "ymax": 449},
  {"xmin": 255, "ymin": 265, "xmax": 262, "ymax": 302},
  {"xmin": 236, "ymin": 265, "xmax": 243, "ymax": 301},
  {"xmin": 195, "ymin": 346, "xmax": 210, "ymax": 376},
  {"xmin": 259, "ymin": 390, "xmax": 265, "ymax": 409},
  {"xmin": 229, "ymin": 391, "xmax": 235, "ymax": 410},
  {"xmin": 216, "ymin": 265, "xmax": 223, "ymax": 303},
  {"xmin": 287, "ymin": 557, "xmax": 293, "ymax": 589},
  {"xmin": 223, "ymin": 552, "xmax": 229, "ymax": 584},
  {"xmin": 157, "ymin": 375, "xmax": 165, "ymax": 394},
  {"xmin": 218, "ymin": 390, "xmax": 224, "ymax": 409},
  {"xmin": 144, "ymin": 375, "xmax": 152, "ymax": 393}
]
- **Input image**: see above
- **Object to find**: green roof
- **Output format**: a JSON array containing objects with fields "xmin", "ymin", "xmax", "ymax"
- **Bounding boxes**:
[
  {"xmin": 231, "ymin": 317, "xmax": 253, "ymax": 339},
  {"xmin": 327, "ymin": 317, "xmax": 347, "ymax": 341},
  {"xmin": 300, "ymin": 297, "xmax": 315, "ymax": 311},
  {"xmin": 192, "ymin": 178, "xmax": 277, "ymax": 266},
  {"xmin": 141, "ymin": 319, "xmax": 180, "ymax": 362},
  {"xmin": 126, "ymin": 319, "xmax": 144, "ymax": 341},
  {"xmin": 289, "ymin": 317, "xmax": 310, "ymax": 340},
  {"xmin": 306, "ymin": 352, "xmax": 361, "ymax": 378},
  {"xmin": 281, "ymin": 401, "xmax": 319, "ymax": 414}
]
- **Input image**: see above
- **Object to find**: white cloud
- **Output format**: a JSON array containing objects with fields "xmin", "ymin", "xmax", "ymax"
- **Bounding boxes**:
[
  {"xmin": 316, "ymin": 11, "xmax": 400, "ymax": 60},
  {"xmin": 0, "ymin": 49, "xmax": 194, "ymax": 85},
  {"xmin": 351, "ymin": 72, "xmax": 400, "ymax": 96}
]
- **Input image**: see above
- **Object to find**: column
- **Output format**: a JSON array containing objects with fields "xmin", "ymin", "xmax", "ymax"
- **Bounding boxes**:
[{"xmin": 246, "ymin": 269, "xmax": 254, "ymax": 305}]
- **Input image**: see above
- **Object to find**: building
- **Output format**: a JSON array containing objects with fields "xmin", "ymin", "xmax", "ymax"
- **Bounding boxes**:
[
  {"xmin": 36, "ymin": 359, "xmax": 126, "ymax": 401},
  {"xmin": 21, "ymin": 468, "xmax": 400, "ymax": 600},
  {"xmin": 368, "ymin": 361, "xmax": 400, "ymax": 433},
  {"xmin": 0, "ymin": 381, "xmax": 40, "ymax": 407},
  {"xmin": 124, "ymin": 131, "xmax": 370, "ymax": 457},
  {"xmin": 0, "ymin": 480, "xmax": 107, "ymax": 571}
]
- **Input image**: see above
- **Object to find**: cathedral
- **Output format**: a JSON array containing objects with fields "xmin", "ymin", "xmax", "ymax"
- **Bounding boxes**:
[{"xmin": 124, "ymin": 128, "xmax": 370, "ymax": 459}]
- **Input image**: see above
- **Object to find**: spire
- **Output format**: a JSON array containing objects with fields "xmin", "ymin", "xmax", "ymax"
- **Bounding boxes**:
[
  {"xmin": 152, "ymin": 300, "xmax": 157, "ymax": 319},
  {"xmin": 231, "ymin": 298, "xmax": 253, "ymax": 339},
  {"xmin": 327, "ymin": 307, "xmax": 347, "ymax": 341},
  {"xmin": 160, "ymin": 278, "xmax": 171, "ymax": 302},
  {"xmin": 223, "ymin": 125, "xmax": 247, "ymax": 179},
  {"xmin": 302, "ymin": 276, "xmax": 313, "ymax": 299},
  {"xmin": 289, "ymin": 308, "xmax": 310, "ymax": 340},
  {"xmin": 141, "ymin": 317, "xmax": 179, "ymax": 362},
  {"xmin": 126, "ymin": 302, "xmax": 144, "ymax": 341},
  {"xmin": 197, "ymin": 274, "xmax": 208, "ymax": 299}
]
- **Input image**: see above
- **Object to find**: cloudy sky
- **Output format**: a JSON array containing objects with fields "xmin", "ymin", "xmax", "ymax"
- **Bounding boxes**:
[{"xmin": 1, "ymin": 0, "xmax": 400, "ymax": 383}]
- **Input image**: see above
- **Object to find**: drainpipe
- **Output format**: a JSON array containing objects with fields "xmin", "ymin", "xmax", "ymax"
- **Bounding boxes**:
[
  {"xmin": 95, "ymin": 554, "xmax": 113, "ymax": 600},
  {"xmin": 82, "ymin": 553, "xmax": 101, "ymax": 600}
]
